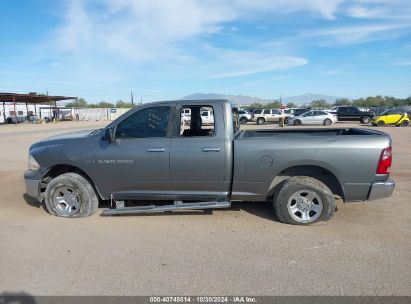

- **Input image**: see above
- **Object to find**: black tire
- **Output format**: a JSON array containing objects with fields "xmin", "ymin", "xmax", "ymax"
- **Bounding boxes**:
[
  {"xmin": 361, "ymin": 116, "xmax": 371, "ymax": 124},
  {"xmin": 257, "ymin": 117, "xmax": 265, "ymax": 125},
  {"xmin": 273, "ymin": 176, "xmax": 336, "ymax": 225},
  {"xmin": 44, "ymin": 172, "xmax": 99, "ymax": 218},
  {"xmin": 293, "ymin": 119, "xmax": 302, "ymax": 126},
  {"xmin": 400, "ymin": 120, "xmax": 409, "ymax": 127},
  {"xmin": 323, "ymin": 118, "xmax": 332, "ymax": 126},
  {"xmin": 377, "ymin": 120, "xmax": 385, "ymax": 126},
  {"xmin": 284, "ymin": 117, "xmax": 289, "ymax": 124},
  {"xmin": 240, "ymin": 117, "xmax": 248, "ymax": 124}
]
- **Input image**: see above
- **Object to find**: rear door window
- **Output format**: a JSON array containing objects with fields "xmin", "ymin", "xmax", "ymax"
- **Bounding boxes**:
[{"xmin": 180, "ymin": 106, "xmax": 215, "ymax": 137}]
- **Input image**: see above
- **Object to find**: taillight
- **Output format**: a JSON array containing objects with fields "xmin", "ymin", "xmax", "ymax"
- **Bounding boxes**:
[{"xmin": 376, "ymin": 147, "xmax": 392, "ymax": 174}]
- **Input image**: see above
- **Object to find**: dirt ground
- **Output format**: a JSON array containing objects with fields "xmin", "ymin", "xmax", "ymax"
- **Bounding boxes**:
[{"xmin": 0, "ymin": 120, "xmax": 410, "ymax": 296}]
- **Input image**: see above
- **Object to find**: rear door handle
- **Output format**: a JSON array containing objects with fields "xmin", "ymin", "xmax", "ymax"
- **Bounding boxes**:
[
  {"xmin": 202, "ymin": 147, "xmax": 221, "ymax": 152},
  {"xmin": 148, "ymin": 148, "xmax": 165, "ymax": 152}
]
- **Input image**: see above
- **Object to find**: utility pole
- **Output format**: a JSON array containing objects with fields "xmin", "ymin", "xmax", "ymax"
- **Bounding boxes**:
[{"xmin": 131, "ymin": 90, "xmax": 134, "ymax": 106}]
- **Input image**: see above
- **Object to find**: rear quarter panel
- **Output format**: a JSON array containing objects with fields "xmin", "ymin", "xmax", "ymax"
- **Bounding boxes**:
[{"xmin": 232, "ymin": 133, "xmax": 391, "ymax": 201}]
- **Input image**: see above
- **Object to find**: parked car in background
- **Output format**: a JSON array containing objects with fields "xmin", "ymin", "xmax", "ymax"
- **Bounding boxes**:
[
  {"xmin": 252, "ymin": 109, "xmax": 284, "ymax": 125},
  {"xmin": 283, "ymin": 108, "xmax": 310, "ymax": 124},
  {"xmin": 287, "ymin": 110, "xmax": 337, "ymax": 126},
  {"xmin": 201, "ymin": 109, "xmax": 214, "ymax": 124},
  {"xmin": 330, "ymin": 106, "xmax": 374, "ymax": 124},
  {"xmin": 371, "ymin": 109, "xmax": 410, "ymax": 127},
  {"xmin": 239, "ymin": 110, "xmax": 253, "ymax": 124}
]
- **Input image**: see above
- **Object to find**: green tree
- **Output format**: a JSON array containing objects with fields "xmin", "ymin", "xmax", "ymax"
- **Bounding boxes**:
[
  {"xmin": 116, "ymin": 100, "xmax": 134, "ymax": 108},
  {"xmin": 310, "ymin": 99, "xmax": 331, "ymax": 108},
  {"xmin": 286, "ymin": 102, "xmax": 297, "ymax": 108},
  {"xmin": 265, "ymin": 101, "xmax": 282, "ymax": 109},
  {"xmin": 334, "ymin": 98, "xmax": 351, "ymax": 106},
  {"xmin": 246, "ymin": 102, "xmax": 264, "ymax": 109},
  {"xmin": 98, "ymin": 101, "xmax": 115, "ymax": 108},
  {"xmin": 65, "ymin": 97, "xmax": 88, "ymax": 108}
]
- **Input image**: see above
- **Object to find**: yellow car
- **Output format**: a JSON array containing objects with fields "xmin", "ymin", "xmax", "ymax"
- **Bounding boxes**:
[{"xmin": 371, "ymin": 109, "xmax": 410, "ymax": 127}]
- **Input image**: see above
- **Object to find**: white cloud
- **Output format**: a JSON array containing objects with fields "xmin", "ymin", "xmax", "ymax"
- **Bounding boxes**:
[
  {"xmin": 303, "ymin": 22, "xmax": 411, "ymax": 45},
  {"xmin": 345, "ymin": 5, "xmax": 389, "ymax": 18},
  {"xmin": 45, "ymin": 0, "xmax": 410, "ymax": 86},
  {"xmin": 346, "ymin": 0, "xmax": 411, "ymax": 19},
  {"xmin": 210, "ymin": 55, "xmax": 308, "ymax": 78},
  {"xmin": 55, "ymin": 0, "xmax": 347, "ymax": 59}
]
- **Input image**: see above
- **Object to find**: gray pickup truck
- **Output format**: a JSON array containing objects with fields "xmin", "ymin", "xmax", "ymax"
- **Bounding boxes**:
[{"xmin": 24, "ymin": 99, "xmax": 395, "ymax": 225}]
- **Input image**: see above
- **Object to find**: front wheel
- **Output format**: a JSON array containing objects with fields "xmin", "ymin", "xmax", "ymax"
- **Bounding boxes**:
[
  {"xmin": 240, "ymin": 117, "xmax": 248, "ymax": 124},
  {"xmin": 400, "ymin": 120, "xmax": 409, "ymax": 127},
  {"xmin": 323, "ymin": 118, "xmax": 332, "ymax": 126},
  {"xmin": 293, "ymin": 119, "xmax": 302, "ymax": 126},
  {"xmin": 273, "ymin": 176, "xmax": 336, "ymax": 225},
  {"xmin": 44, "ymin": 172, "xmax": 99, "ymax": 218},
  {"xmin": 377, "ymin": 120, "xmax": 385, "ymax": 126},
  {"xmin": 361, "ymin": 116, "xmax": 371, "ymax": 124}
]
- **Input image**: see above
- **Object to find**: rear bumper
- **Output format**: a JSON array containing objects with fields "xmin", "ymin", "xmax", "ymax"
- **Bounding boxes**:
[
  {"xmin": 24, "ymin": 170, "xmax": 41, "ymax": 200},
  {"xmin": 368, "ymin": 179, "xmax": 395, "ymax": 201}
]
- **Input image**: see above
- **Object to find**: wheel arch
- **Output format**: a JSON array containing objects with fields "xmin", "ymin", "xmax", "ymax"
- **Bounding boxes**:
[
  {"xmin": 267, "ymin": 165, "xmax": 345, "ymax": 201},
  {"xmin": 40, "ymin": 164, "xmax": 103, "ymax": 200}
]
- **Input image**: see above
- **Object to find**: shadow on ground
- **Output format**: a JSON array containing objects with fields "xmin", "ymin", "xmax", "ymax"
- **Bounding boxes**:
[
  {"xmin": 22, "ymin": 192, "xmax": 278, "ymax": 222},
  {"xmin": 0, "ymin": 292, "xmax": 36, "ymax": 304}
]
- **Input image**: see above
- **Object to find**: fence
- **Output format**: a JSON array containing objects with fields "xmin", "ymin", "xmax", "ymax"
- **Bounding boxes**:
[{"xmin": 68, "ymin": 108, "xmax": 131, "ymax": 121}]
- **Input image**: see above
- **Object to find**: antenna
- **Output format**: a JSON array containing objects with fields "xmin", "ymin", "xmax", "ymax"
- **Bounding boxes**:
[{"xmin": 131, "ymin": 90, "xmax": 134, "ymax": 105}]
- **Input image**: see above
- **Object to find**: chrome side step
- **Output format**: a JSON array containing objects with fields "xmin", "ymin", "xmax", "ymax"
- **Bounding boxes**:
[{"xmin": 101, "ymin": 200, "xmax": 231, "ymax": 216}]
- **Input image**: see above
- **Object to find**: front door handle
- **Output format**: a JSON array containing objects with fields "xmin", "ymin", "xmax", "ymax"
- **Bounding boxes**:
[
  {"xmin": 148, "ymin": 148, "xmax": 165, "ymax": 152},
  {"xmin": 202, "ymin": 147, "xmax": 221, "ymax": 152}
]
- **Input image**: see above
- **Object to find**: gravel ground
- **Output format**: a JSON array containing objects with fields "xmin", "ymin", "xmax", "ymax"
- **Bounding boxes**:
[{"xmin": 0, "ymin": 120, "xmax": 410, "ymax": 296}]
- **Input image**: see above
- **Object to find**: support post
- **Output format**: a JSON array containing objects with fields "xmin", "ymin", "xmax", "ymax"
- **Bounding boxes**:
[
  {"xmin": 2, "ymin": 101, "xmax": 5, "ymax": 123},
  {"xmin": 13, "ymin": 96, "xmax": 17, "ymax": 124}
]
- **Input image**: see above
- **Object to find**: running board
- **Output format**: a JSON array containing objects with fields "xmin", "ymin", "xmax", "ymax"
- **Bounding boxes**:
[{"xmin": 101, "ymin": 201, "xmax": 231, "ymax": 216}]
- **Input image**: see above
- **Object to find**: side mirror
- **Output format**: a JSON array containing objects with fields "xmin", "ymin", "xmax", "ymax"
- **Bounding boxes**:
[{"xmin": 105, "ymin": 127, "xmax": 115, "ymax": 143}]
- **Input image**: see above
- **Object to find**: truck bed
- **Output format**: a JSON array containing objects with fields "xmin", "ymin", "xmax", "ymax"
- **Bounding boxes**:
[
  {"xmin": 232, "ymin": 127, "xmax": 391, "ymax": 202},
  {"xmin": 240, "ymin": 127, "xmax": 387, "ymax": 138}
]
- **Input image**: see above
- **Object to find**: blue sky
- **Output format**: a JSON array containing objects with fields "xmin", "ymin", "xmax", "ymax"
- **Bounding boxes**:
[{"xmin": 0, "ymin": 0, "xmax": 410, "ymax": 103}]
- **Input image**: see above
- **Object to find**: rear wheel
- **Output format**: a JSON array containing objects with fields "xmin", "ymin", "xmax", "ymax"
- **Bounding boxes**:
[
  {"xmin": 273, "ymin": 176, "xmax": 335, "ymax": 225},
  {"xmin": 361, "ymin": 116, "xmax": 371, "ymax": 124},
  {"xmin": 257, "ymin": 117, "xmax": 265, "ymax": 125},
  {"xmin": 323, "ymin": 118, "xmax": 332, "ymax": 126},
  {"xmin": 400, "ymin": 120, "xmax": 409, "ymax": 127},
  {"xmin": 377, "ymin": 120, "xmax": 385, "ymax": 126},
  {"xmin": 240, "ymin": 117, "xmax": 248, "ymax": 124},
  {"xmin": 44, "ymin": 173, "xmax": 99, "ymax": 218}
]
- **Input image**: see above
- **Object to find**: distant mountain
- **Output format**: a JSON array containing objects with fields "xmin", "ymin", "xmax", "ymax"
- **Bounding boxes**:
[
  {"xmin": 283, "ymin": 93, "xmax": 339, "ymax": 104},
  {"xmin": 181, "ymin": 92, "xmax": 339, "ymax": 105},
  {"xmin": 181, "ymin": 93, "xmax": 275, "ymax": 105}
]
